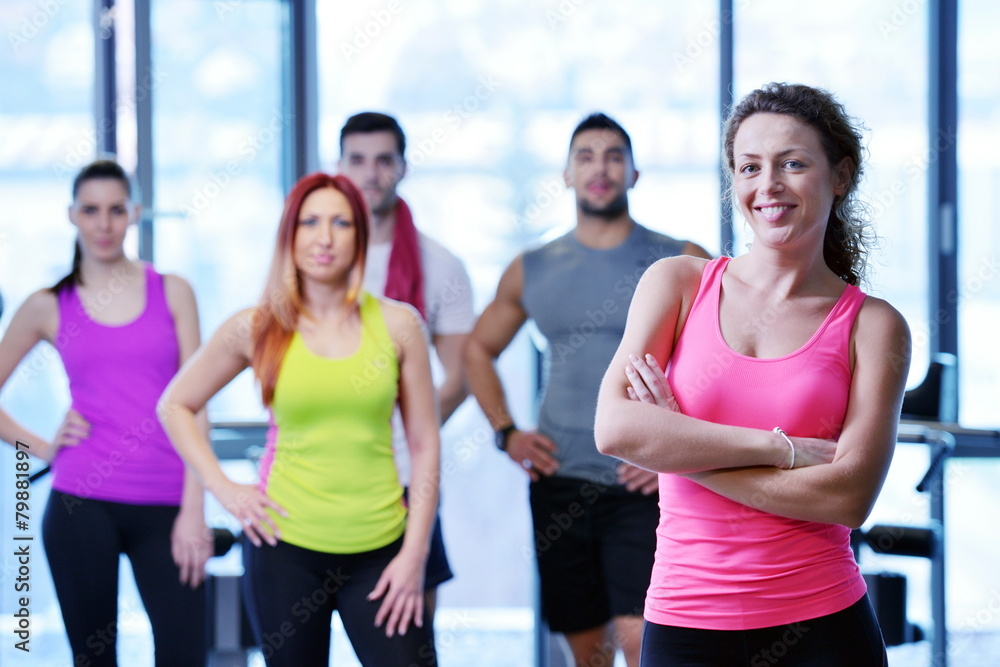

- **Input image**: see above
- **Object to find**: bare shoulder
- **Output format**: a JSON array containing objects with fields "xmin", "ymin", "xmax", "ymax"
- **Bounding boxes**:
[
  {"xmin": 856, "ymin": 295, "xmax": 910, "ymax": 342},
  {"xmin": 162, "ymin": 273, "xmax": 196, "ymax": 303},
  {"xmin": 681, "ymin": 240, "xmax": 714, "ymax": 260},
  {"xmin": 377, "ymin": 298, "xmax": 427, "ymax": 345},
  {"xmin": 639, "ymin": 255, "xmax": 711, "ymax": 295},
  {"xmin": 20, "ymin": 288, "xmax": 60, "ymax": 338}
]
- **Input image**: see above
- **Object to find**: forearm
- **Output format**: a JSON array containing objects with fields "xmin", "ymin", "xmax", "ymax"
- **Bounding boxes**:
[
  {"xmin": 595, "ymin": 393, "xmax": 786, "ymax": 473},
  {"xmin": 159, "ymin": 402, "xmax": 230, "ymax": 495},
  {"xmin": 0, "ymin": 409, "xmax": 52, "ymax": 461},
  {"xmin": 400, "ymin": 439, "xmax": 439, "ymax": 557},
  {"xmin": 687, "ymin": 461, "xmax": 872, "ymax": 528},
  {"xmin": 177, "ymin": 408, "xmax": 211, "ymax": 516},
  {"xmin": 438, "ymin": 376, "xmax": 468, "ymax": 425},
  {"xmin": 465, "ymin": 343, "xmax": 513, "ymax": 429}
]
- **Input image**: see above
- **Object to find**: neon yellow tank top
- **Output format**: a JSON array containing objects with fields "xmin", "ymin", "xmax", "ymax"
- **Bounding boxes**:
[{"xmin": 259, "ymin": 292, "xmax": 404, "ymax": 553}]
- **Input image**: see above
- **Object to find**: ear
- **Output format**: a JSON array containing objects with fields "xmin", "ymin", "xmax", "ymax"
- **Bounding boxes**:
[
  {"xmin": 563, "ymin": 165, "xmax": 572, "ymax": 189},
  {"xmin": 130, "ymin": 203, "xmax": 142, "ymax": 226},
  {"xmin": 628, "ymin": 168, "xmax": 640, "ymax": 189},
  {"xmin": 832, "ymin": 157, "xmax": 853, "ymax": 196},
  {"xmin": 67, "ymin": 204, "xmax": 78, "ymax": 228},
  {"xmin": 399, "ymin": 159, "xmax": 408, "ymax": 181}
]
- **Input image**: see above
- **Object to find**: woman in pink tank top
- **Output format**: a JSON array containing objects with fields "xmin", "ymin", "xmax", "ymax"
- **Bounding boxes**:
[
  {"xmin": 0, "ymin": 160, "xmax": 210, "ymax": 665},
  {"xmin": 595, "ymin": 84, "xmax": 911, "ymax": 666}
]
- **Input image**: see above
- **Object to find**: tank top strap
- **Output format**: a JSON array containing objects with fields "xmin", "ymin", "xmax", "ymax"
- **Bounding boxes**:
[
  {"xmin": 359, "ymin": 291, "xmax": 394, "ymax": 352},
  {"xmin": 142, "ymin": 262, "xmax": 173, "ymax": 322}
]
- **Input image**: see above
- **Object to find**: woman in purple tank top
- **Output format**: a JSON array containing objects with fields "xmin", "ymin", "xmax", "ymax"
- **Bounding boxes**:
[
  {"xmin": 595, "ymin": 84, "xmax": 911, "ymax": 666},
  {"xmin": 0, "ymin": 160, "xmax": 210, "ymax": 666}
]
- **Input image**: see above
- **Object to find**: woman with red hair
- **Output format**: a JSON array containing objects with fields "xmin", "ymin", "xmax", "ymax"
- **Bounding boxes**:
[{"xmin": 159, "ymin": 173, "xmax": 440, "ymax": 666}]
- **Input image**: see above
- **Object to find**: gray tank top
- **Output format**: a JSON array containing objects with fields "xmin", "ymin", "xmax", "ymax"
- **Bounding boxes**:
[{"xmin": 522, "ymin": 224, "xmax": 687, "ymax": 484}]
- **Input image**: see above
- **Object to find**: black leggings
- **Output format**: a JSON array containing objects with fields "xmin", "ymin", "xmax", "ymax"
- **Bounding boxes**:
[
  {"xmin": 640, "ymin": 596, "xmax": 887, "ymax": 666},
  {"xmin": 242, "ymin": 536, "xmax": 437, "ymax": 667},
  {"xmin": 42, "ymin": 490, "xmax": 207, "ymax": 667}
]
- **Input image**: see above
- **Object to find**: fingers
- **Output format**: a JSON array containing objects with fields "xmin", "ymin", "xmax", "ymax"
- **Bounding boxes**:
[
  {"xmin": 56, "ymin": 411, "xmax": 91, "ymax": 447},
  {"xmin": 508, "ymin": 432, "xmax": 560, "ymax": 477},
  {"xmin": 224, "ymin": 485, "xmax": 286, "ymax": 547}
]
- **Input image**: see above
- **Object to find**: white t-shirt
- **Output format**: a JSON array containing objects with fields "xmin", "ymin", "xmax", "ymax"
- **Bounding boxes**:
[{"xmin": 363, "ymin": 231, "xmax": 476, "ymax": 484}]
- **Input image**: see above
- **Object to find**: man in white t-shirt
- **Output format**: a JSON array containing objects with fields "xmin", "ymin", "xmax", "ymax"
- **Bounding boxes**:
[{"xmin": 338, "ymin": 112, "xmax": 475, "ymax": 619}]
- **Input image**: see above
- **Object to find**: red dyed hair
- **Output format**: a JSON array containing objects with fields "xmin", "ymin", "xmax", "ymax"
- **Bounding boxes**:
[{"xmin": 252, "ymin": 173, "xmax": 370, "ymax": 405}]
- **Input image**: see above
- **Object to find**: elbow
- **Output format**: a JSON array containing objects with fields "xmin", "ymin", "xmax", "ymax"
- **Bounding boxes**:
[
  {"xmin": 830, "ymin": 491, "xmax": 877, "ymax": 530},
  {"xmin": 593, "ymin": 409, "xmax": 628, "ymax": 458}
]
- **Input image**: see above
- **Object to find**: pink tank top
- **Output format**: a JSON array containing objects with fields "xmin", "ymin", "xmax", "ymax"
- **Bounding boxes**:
[
  {"xmin": 646, "ymin": 257, "xmax": 868, "ymax": 630},
  {"xmin": 53, "ymin": 263, "xmax": 185, "ymax": 504}
]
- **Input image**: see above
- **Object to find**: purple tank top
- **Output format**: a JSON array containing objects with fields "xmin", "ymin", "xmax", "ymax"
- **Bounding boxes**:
[{"xmin": 53, "ymin": 263, "xmax": 185, "ymax": 504}]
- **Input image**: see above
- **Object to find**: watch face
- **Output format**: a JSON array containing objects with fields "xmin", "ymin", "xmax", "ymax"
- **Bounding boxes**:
[{"xmin": 495, "ymin": 430, "xmax": 507, "ymax": 451}]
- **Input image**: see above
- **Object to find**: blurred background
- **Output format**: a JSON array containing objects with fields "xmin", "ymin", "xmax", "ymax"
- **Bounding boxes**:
[{"xmin": 0, "ymin": 1, "xmax": 997, "ymax": 665}]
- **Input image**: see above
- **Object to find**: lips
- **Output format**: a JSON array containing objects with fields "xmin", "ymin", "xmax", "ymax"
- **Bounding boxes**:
[{"xmin": 755, "ymin": 204, "xmax": 795, "ymax": 223}]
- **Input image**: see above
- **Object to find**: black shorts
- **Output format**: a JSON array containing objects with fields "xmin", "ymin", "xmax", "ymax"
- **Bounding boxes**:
[
  {"xmin": 529, "ymin": 474, "xmax": 659, "ymax": 634},
  {"xmin": 403, "ymin": 487, "xmax": 454, "ymax": 589}
]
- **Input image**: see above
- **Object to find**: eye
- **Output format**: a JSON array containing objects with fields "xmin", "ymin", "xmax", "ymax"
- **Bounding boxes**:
[
  {"xmin": 298, "ymin": 216, "xmax": 317, "ymax": 226},
  {"xmin": 111, "ymin": 206, "xmax": 127, "ymax": 215},
  {"xmin": 335, "ymin": 217, "xmax": 354, "ymax": 228},
  {"xmin": 783, "ymin": 160, "xmax": 804, "ymax": 169},
  {"xmin": 738, "ymin": 164, "xmax": 759, "ymax": 175}
]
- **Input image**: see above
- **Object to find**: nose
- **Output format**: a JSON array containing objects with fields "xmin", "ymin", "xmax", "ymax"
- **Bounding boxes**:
[
  {"xmin": 317, "ymin": 221, "xmax": 333, "ymax": 245},
  {"xmin": 758, "ymin": 165, "xmax": 784, "ymax": 195}
]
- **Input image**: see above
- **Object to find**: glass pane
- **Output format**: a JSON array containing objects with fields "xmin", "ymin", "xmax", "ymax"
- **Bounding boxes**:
[
  {"xmin": 150, "ymin": 0, "xmax": 285, "ymax": 422},
  {"xmin": 317, "ymin": 0, "xmax": 721, "ymax": 626},
  {"xmin": 958, "ymin": 0, "xmax": 1000, "ymax": 429},
  {"xmin": 734, "ymin": 0, "xmax": 929, "ymax": 389},
  {"xmin": 0, "ymin": 3, "xmax": 94, "ymax": 664}
]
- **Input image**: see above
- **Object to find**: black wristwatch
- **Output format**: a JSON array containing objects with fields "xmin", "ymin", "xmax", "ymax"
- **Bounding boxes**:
[{"xmin": 495, "ymin": 424, "xmax": 517, "ymax": 451}]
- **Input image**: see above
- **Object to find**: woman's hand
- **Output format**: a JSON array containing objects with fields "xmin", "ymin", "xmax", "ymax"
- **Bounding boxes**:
[
  {"xmin": 45, "ymin": 409, "xmax": 90, "ymax": 461},
  {"xmin": 211, "ymin": 479, "xmax": 287, "ymax": 547},
  {"xmin": 625, "ymin": 353, "xmax": 836, "ymax": 470},
  {"xmin": 368, "ymin": 545, "xmax": 427, "ymax": 638},
  {"xmin": 171, "ymin": 509, "xmax": 213, "ymax": 588},
  {"xmin": 624, "ymin": 353, "xmax": 679, "ymax": 411}
]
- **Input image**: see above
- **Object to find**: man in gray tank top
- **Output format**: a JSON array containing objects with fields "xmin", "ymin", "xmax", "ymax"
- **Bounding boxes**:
[{"xmin": 465, "ymin": 113, "xmax": 711, "ymax": 666}]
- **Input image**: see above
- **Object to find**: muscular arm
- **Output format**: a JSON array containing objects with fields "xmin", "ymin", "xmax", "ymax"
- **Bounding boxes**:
[{"xmin": 683, "ymin": 299, "xmax": 911, "ymax": 528}]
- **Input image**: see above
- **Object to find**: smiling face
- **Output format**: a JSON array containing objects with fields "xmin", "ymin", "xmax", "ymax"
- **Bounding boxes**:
[
  {"xmin": 564, "ymin": 128, "xmax": 638, "ymax": 220},
  {"xmin": 293, "ymin": 186, "xmax": 358, "ymax": 285},
  {"xmin": 338, "ymin": 130, "xmax": 406, "ymax": 217},
  {"xmin": 732, "ymin": 113, "xmax": 851, "ymax": 251},
  {"xmin": 68, "ymin": 178, "xmax": 137, "ymax": 262}
]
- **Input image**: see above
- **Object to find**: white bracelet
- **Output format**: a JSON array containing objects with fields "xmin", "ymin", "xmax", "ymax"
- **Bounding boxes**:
[{"xmin": 773, "ymin": 427, "xmax": 795, "ymax": 470}]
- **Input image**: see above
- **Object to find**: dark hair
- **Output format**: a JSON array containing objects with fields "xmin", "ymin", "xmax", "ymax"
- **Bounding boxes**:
[
  {"xmin": 569, "ymin": 113, "xmax": 634, "ymax": 161},
  {"xmin": 52, "ymin": 159, "xmax": 132, "ymax": 295},
  {"xmin": 722, "ymin": 82, "xmax": 873, "ymax": 286},
  {"xmin": 339, "ymin": 112, "xmax": 406, "ymax": 158}
]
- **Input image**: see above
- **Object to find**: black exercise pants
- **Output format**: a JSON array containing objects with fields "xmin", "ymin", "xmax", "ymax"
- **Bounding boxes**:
[{"xmin": 42, "ymin": 490, "xmax": 207, "ymax": 667}]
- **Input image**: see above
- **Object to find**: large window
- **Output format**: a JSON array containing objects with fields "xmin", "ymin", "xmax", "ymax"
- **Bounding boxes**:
[
  {"xmin": 0, "ymin": 3, "xmax": 95, "ymax": 664},
  {"xmin": 150, "ymin": 0, "xmax": 285, "ymax": 422},
  {"xmin": 317, "ymin": 2, "xmax": 721, "ymax": 628}
]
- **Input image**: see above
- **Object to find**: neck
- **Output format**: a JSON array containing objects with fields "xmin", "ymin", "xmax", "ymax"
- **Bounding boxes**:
[
  {"xmin": 299, "ymin": 277, "xmax": 355, "ymax": 319},
  {"xmin": 736, "ymin": 246, "xmax": 840, "ymax": 297},
  {"xmin": 79, "ymin": 254, "xmax": 140, "ymax": 283},
  {"xmin": 369, "ymin": 201, "xmax": 398, "ymax": 246},
  {"xmin": 573, "ymin": 211, "xmax": 635, "ymax": 249}
]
